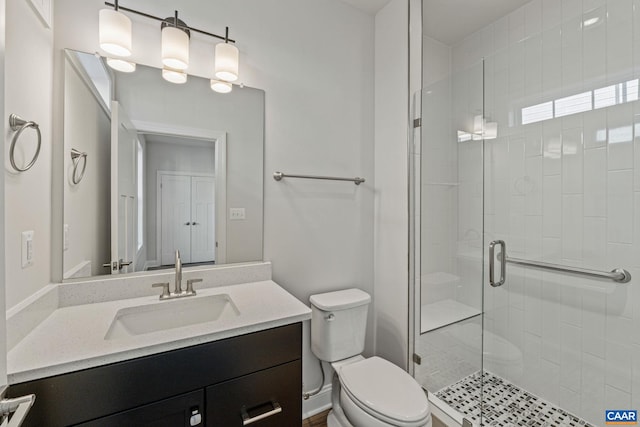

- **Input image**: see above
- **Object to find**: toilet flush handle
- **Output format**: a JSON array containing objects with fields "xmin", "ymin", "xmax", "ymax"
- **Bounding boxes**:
[{"xmin": 325, "ymin": 313, "xmax": 335, "ymax": 321}]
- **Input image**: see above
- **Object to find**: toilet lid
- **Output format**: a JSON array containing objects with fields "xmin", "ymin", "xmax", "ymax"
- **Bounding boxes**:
[{"xmin": 339, "ymin": 357, "xmax": 429, "ymax": 426}]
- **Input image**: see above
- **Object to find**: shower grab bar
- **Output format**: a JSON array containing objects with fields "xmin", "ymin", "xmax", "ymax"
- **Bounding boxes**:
[
  {"xmin": 489, "ymin": 240, "xmax": 632, "ymax": 286},
  {"xmin": 273, "ymin": 171, "xmax": 365, "ymax": 185}
]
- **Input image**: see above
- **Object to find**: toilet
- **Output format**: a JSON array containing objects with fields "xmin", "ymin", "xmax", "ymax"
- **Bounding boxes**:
[{"xmin": 310, "ymin": 289, "xmax": 432, "ymax": 427}]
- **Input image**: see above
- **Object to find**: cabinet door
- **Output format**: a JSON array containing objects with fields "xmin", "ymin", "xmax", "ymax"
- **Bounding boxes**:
[
  {"xmin": 77, "ymin": 389, "xmax": 204, "ymax": 427},
  {"xmin": 206, "ymin": 360, "xmax": 301, "ymax": 427}
]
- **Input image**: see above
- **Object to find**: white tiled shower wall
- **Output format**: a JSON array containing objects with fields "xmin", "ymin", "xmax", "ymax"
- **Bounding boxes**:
[{"xmin": 449, "ymin": 0, "xmax": 640, "ymax": 424}]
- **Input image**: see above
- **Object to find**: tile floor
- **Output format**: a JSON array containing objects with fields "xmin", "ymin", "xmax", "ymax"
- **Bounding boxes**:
[
  {"xmin": 303, "ymin": 409, "xmax": 330, "ymax": 427},
  {"xmin": 436, "ymin": 371, "xmax": 596, "ymax": 427}
]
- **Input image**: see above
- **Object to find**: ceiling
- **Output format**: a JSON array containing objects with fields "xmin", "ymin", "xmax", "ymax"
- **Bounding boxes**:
[
  {"xmin": 338, "ymin": 0, "xmax": 392, "ymax": 15},
  {"xmin": 336, "ymin": 0, "xmax": 532, "ymax": 44},
  {"xmin": 423, "ymin": 0, "xmax": 533, "ymax": 45}
]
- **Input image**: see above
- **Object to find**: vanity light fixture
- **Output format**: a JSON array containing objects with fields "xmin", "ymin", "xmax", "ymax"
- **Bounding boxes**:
[
  {"xmin": 214, "ymin": 28, "xmax": 239, "ymax": 82},
  {"xmin": 210, "ymin": 79, "xmax": 232, "ymax": 93},
  {"xmin": 101, "ymin": 2, "xmax": 240, "ymax": 91},
  {"xmin": 162, "ymin": 67, "xmax": 188, "ymax": 84},
  {"xmin": 99, "ymin": 0, "xmax": 132, "ymax": 57},
  {"xmin": 161, "ymin": 11, "xmax": 190, "ymax": 71},
  {"xmin": 106, "ymin": 57, "xmax": 136, "ymax": 73}
]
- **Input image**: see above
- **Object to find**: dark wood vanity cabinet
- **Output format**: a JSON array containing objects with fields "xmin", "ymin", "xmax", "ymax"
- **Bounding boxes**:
[
  {"xmin": 206, "ymin": 360, "xmax": 301, "ymax": 426},
  {"xmin": 8, "ymin": 323, "xmax": 302, "ymax": 427}
]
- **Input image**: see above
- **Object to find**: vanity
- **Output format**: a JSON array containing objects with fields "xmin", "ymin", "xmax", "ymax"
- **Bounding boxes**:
[{"xmin": 6, "ymin": 263, "xmax": 311, "ymax": 427}]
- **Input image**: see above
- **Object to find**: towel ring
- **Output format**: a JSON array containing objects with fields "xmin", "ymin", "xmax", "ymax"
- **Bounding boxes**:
[
  {"xmin": 9, "ymin": 114, "xmax": 41, "ymax": 172},
  {"xmin": 70, "ymin": 148, "xmax": 88, "ymax": 184}
]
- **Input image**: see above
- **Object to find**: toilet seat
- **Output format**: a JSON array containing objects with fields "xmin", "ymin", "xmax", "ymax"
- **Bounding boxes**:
[{"xmin": 339, "ymin": 357, "xmax": 430, "ymax": 427}]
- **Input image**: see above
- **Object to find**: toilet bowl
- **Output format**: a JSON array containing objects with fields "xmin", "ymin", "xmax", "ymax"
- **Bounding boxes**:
[
  {"xmin": 310, "ymin": 289, "xmax": 431, "ymax": 427},
  {"xmin": 331, "ymin": 356, "xmax": 432, "ymax": 427}
]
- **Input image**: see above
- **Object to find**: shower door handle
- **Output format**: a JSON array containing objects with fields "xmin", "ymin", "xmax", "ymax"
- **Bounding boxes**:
[{"xmin": 489, "ymin": 240, "xmax": 506, "ymax": 287}]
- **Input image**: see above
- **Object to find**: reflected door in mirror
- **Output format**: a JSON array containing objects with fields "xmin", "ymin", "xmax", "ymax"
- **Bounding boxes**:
[
  {"xmin": 112, "ymin": 102, "xmax": 138, "ymax": 275},
  {"xmin": 160, "ymin": 174, "xmax": 215, "ymax": 266}
]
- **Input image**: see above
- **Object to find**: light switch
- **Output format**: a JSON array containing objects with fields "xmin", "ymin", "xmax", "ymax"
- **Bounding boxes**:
[
  {"xmin": 22, "ymin": 230, "xmax": 34, "ymax": 268},
  {"xmin": 230, "ymin": 207, "xmax": 246, "ymax": 220}
]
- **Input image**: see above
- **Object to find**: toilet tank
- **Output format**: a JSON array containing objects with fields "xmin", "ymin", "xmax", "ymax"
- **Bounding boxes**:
[{"xmin": 310, "ymin": 289, "xmax": 371, "ymax": 362}]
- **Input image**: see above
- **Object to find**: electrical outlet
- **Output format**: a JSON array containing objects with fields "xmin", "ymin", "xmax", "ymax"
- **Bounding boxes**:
[
  {"xmin": 229, "ymin": 208, "xmax": 246, "ymax": 220},
  {"xmin": 22, "ymin": 230, "xmax": 34, "ymax": 268}
]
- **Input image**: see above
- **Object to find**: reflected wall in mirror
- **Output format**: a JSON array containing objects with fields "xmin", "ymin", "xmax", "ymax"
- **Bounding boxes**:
[{"xmin": 63, "ymin": 50, "xmax": 264, "ymax": 280}]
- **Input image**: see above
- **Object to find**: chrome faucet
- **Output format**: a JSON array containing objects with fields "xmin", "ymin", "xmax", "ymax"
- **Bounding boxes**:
[
  {"xmin": 151, "ymin": 250, "xmax": 202, "ymax": 300},
  {"xmin": 174, "ymin": 250, "xmax": 182, "ymax": 294}
]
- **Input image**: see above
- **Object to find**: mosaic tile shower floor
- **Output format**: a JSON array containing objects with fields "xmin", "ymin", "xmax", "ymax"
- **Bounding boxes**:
[{"xmin": 435, "ymin": 371, "xmax": 596, "ymax": 427}]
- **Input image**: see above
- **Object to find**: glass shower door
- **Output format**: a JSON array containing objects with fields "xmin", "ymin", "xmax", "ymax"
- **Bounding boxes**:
[
  {"xmin": 415, "ymin": 2, "xmax": 639, "ymax": 427},
  {"xmin": 412, "ymin": 60, "xmax": 486, "ymax": 425},
  {"xmin": 480, "ymin": 2, "xmax": 637, "ymax": 425}
]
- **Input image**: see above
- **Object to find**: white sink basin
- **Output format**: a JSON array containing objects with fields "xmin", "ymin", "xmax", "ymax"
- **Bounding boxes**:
[{"xmin": 104, "ymin": 294, "xmax": 239, "ymax": 340}]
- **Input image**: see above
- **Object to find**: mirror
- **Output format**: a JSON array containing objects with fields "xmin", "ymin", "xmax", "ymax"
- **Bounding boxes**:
[{"xmin": 63, "ymin": 49, "xmax": 264, "ymax": 280}]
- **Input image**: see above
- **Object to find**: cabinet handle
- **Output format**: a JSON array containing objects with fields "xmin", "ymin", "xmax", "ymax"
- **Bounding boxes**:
[{"xmin": 241, "ymin": 401, "xmax": 282, "ymax": 425}]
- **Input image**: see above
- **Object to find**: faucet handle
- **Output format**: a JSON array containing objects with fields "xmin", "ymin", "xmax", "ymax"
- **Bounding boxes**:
[
  {"xmin": 186, "ymin": 278, "xmax": 202, "ymax": 295},
  {"xmin": 152, "ymin": 282, "xmax": 171, "ymax": 300}
]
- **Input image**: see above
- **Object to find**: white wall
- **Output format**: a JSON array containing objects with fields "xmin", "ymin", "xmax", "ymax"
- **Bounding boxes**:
[
  {"xmin": 4, "ymin": 0, "xmax": 53, "ymax": 308},
  {"xmin": 63, "ymin": 59, "xmax": 111, "ymax": 278},
  {"xmin": 373, "ymin": 0, "xmax": 409, "ymax": 369}
]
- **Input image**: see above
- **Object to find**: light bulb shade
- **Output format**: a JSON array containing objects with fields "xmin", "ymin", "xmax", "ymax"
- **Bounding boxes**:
[
  {"xmin": 214, "ymin": 42, "xmax": 239, "ymax": 82},
  {"xmin": 162, "ymin": 26, "xmax": 190, "ymax": 70},
  {"xmin": 99, "ymin": 9, "xmax": 132, "ymax": 57},
  {"xmin": 106, "ymin": 58, "xmax": 136, "ymax": 73},
  {"xmin": 162, "ymin": 67, "xmax": 187, "ymax": 84},
  {"xmin": 210, "ymin": 79, "xmax": 232, "ymax": 93}
]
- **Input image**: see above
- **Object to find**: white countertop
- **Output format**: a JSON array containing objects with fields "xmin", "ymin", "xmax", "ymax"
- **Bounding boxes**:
[{"xmin": 8, "ymin": 280, "xmax": 311, "ymax": 384}]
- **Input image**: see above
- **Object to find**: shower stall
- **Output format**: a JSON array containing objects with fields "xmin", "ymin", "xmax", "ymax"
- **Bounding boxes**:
[{"xmin": 411, "ymin": 1, "xmax": 639, "ymax": 426}]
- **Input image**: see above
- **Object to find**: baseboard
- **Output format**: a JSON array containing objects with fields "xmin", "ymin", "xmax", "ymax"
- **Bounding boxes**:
[{"xmin": 302, "ymin": 384, "xmax": 332, "ymax": 419}]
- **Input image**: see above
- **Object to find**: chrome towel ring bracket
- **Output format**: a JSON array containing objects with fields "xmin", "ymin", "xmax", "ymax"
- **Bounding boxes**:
[
  {"xmin": 70, "ymin": 148, "xmax": 88, "ymax": 184},
  {"xmin": 9, "ymin": 114, "xmax": 41, "ymax": 172}
]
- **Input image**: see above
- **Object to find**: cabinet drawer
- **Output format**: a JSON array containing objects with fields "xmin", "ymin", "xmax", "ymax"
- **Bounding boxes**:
[
  {"xmin": 76, "ymin": 390, "xmax": 204, "ymax": 427},
  {"xmin": 206, "ymin": 360, "xmax": 301, "ymax": 427}
]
